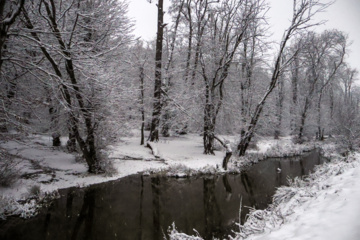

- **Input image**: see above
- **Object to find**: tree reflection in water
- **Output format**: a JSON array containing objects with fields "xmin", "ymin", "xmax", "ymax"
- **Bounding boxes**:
[
  {"xmin": 151, "ymin": 177, "xmax": 161, "ymax": 240},
  {"xmin": 71, "ymin": 188, "xmax": 96, "ymax": 240},
  {"xmin": 203, "ymin": 177, "xmax": 221, "ymax": 239},
  {"xmin": 0, "ymin": 150, "xmax": 325, "ymax": 240}
]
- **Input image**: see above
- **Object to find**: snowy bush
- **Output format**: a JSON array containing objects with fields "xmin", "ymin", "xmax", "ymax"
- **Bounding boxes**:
[
  {"xmin": 0, "ymin": 189, "xmax": 60, "ymax": 220},
  {"xmin": 0, "ymin": 196, "xmax": 38, "ymax": 219},
  {"xmin": 19, "ymin": 199, "xmax": 38, "ymax": 219},
  {"xmin": 167, "ymin": 223, "xmax": 204, "ymax": 240},
  {"xmin": 98, "ymin": 152, "xmax": 118, "ymax": 177},
  {"xmin": 155, "ymin": 164, "xmax": 194, "ymax": 178},
  {"xmin": 28, "ymin": 184, "xmax": 41, "ymax": 197},
  {"xmin": 0, "ymin": 196, "xmax": 18, "ymax": 220},
  {"xmin": 198, "ymin": 165, "xmax": 222, "ymax": 174},
  {"xmin": 235, "ymin": 209, "xmax": 267, "ymax": 239},
  {"xmin": 146, "ymin": 164, "xmax": 224, "ymax": 178},
  {"xmin": 0, "ymin": 149, "xmax": 19, "ymax": 187},
  {"xmin": 265, "ymin": 141, "xmax": 315, "ymax": 158}
]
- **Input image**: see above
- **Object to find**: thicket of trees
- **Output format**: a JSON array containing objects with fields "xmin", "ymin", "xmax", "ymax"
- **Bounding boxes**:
[{"xmin": 0, "ymin": 0, "xmax": 359, "ymax": 173}]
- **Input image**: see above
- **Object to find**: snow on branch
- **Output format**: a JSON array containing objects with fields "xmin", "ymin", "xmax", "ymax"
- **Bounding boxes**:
[{"xmin": 0, "ymin": 0, "xmax": 25, "ymax": 26}]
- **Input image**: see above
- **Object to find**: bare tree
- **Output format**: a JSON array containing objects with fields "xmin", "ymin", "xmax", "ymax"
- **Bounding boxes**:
[
  {"xmin": 18, "ymin": 0, "xmax": 132, "ymax": 173},
  {"xmin": 274, "ymin": 70, "xmax": 285, "ymax": 139},
  {"xmin": 181, "ymin": 0, "xmax": 194, "ymax": 83},
  {"xmin": 149, "ymin": 0, "xmax": 165, "ymax": 142},
  {"xmin": 237, "ymin": 0, "xmax": 332, "ymax": 156},
  {"xmin": 289, "ymin": 40, "xmax": 301, "ymax": 135},
  {"xmin": 239, "ymin": 6, "xmax": 269, "ymax": 140},
  {"xmin": 130, "ymin": 41, "xmax": 151, "ymax": 145},
  {"xmin": 198, "ymin": 0, "xmax": 263, "ymax": 154},
  {"xmin": 332, "ymin": 68, "xmax": 360, "ymax": 151},
  {"xmin": 293, "ymin": 30, "xmax": 346, "ymax": 141},
  {"xmin": 315, "ymin": 31, "xmax": 346, "ymax": 140},
  {"xmin": 161, "ymin": 0, "xmax": 185, "ymax": 137}
]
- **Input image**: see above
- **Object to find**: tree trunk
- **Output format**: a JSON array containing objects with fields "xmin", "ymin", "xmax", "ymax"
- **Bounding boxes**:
[
  {"xmin": 139, "ymin": 66, "xmax": 145, "ymax": 145},
  {"xmin": 0, "ymin": 0, "xmax": 24, "ymax": 71},
  {"xmin": 240, "ymin": 82, "xmax": 246, "ymax": 140},
  {"xmin": 183, "ymin": 0, "xmax": 193, "ymax": 82},
  {"xmin": 51, "ymin": 132, "xmax": 61, "ymax": 147},
  {"xmin": 67, "ymin": 130, "xmax": 77, "ymax": 152},
  {"xmin": 203, "ymin": 130, "xmax": 215, "ymax": 155},
  {"xmin": 161, "ymin": 1, "xmax": 183, "ymax": 137},
  {"xmin": 298, "ymin": 101, "xmax": 309, "ymax": 140},
  {"xmin": 222, "ymin": 152, "xmax": 232, "ymax": 170},
  {"xmin": 330, "ymin": 84, "xmax": 334, "ymax": 119},
  {"xmin": 149, "ymin": 0, "xmax": 164, "ymax": 142},
  {"xmin": 190, "ymin": 4, "xmax": 208, "ymax": 85},
  {"xmin": 203, "ymin": 115, "xmax": 215, "ymax": 155},
  {"xmin": 316, "ymin": 92, "xmax": 324, "ymax": 140},
  {"xmin": 0, "ymin": 0, "xmax": 24, "ymax": 131},
  {"xmin": 238, "ymin": 131, "xmax": 252, "ymax": 156},
  {"xmin": 298, "ymin": 79, "xmax": 314, "ymax": 141},
  {"xmin": 191, "ymin": 39, "xmax": 201, "ymax": 85},
  {"xmin": 0, "ymin": 30, "xmax": 5, "ymax": 71},
  {"xmin": 274, "ymin": 75, "xmax": 284, "ymax": 139},
  {"xmin": 184, "ymin": 27, "xmax": 192, "ymax": 82},
  {"xmin": 290, "ymin": 49, "xmax": 299, "ymax": 135},
  {"xmin": 203, "ymin": 83, "xmax": 216, "ymax": 155}
]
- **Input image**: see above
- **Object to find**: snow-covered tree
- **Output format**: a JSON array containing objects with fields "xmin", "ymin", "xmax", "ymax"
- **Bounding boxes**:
[
  {"xmin": 11, "ymin": 0, "xmax": 134, "ymax": 173},
  {"xmin": 237, "ymin": 0, "xmax": 333, "ymax": 156}
]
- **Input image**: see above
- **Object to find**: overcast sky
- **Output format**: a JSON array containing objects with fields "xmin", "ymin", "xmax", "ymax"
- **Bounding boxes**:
[{"xmin": 128, "ymin": 0, "xmax": 360, "ymax": 72}]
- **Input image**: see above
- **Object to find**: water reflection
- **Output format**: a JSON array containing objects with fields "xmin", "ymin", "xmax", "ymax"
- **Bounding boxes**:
[
  {"xmin": 203, "ymin": 177, "xmax": 221, "ymax": 239},
  {"xmin": 151, "ymin": 177, "xmax": 161, "ymax": 240},
  {"xmin": 0, "ymin": 150, "xmax": 325, "ymax": 240},
  {"xmin": 71, "ymin": 188, "xmax": 95, "ymax": 240}
]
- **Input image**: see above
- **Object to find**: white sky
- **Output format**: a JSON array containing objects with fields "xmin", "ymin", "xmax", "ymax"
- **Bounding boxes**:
[{"xmin": 128, "ymin": 0, "xmax": 360, "ymax": 72}]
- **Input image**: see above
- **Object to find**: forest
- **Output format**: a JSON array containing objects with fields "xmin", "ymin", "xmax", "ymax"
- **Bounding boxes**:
[
  {"xmin": 1, "ymin": 0, "xmax": 358, "ymax": 172},
  {"xmin": 1, "ymin": 0, "xmax": 360, "ymax": 239}
]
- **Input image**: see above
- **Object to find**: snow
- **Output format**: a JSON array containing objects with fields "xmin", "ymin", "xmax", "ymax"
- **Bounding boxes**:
[
  {"xmin": 0, "ymin": 133, "xmax": 223, "ymax": 209},
  {"xmin": 109, "ymin": 134, "xmax": 223, "ymax": 169},
  {"xmin": 246, "ymin": 153, "xmax": 360, "ymax": 240},
  {"xmin": 1, "ymin": 132, "xmax": 360, "ymax": 240}
]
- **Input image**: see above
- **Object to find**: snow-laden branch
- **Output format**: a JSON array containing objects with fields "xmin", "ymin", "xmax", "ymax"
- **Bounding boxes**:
[{"xmin": 0, "ymin": 0, "xmax": 24, "ymax": 25}]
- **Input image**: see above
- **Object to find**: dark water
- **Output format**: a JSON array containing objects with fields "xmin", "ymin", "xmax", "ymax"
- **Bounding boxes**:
[{"xmin": 0, "ymin": 149, "xmax": 325, "ymax": 240}]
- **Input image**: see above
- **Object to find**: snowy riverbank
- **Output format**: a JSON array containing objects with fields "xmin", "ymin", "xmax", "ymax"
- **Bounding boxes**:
[
  {"xmin": 169, "ymin": 142, "xmax": 360, "ymax": 240},
  {"xmin": 245, "ymin": 151, "xmax": 360, "ymax": 240},
  {"xmin": 0, "ymin": 132, "xmax": 313, "ymax": 219},
  {"xmin": 1, "ymin": 131, "xmax": 359, "ymax": 239}
]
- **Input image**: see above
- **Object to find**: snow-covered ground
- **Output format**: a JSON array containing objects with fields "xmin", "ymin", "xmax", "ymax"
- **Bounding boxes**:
[
  {"xmin": 1, "ymin": 131, "xmax": 360, "ymax": 239},
  {"xmin": 0, "ymin": 132, "xmax": 230, "ymax": 219},
  {"xmin": 248, "ymin": 155, "xmax": 360, "ymax": 240}
]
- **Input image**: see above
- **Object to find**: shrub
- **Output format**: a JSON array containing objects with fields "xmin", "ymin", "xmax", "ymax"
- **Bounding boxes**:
[
  {"xmin": 0, "ymin": 149, "xmax": 19, "ymax": 187},
  {"xmin": 98, "ymin": 150, "xmax": 118, "ymax": 177},
  {"xmin": 28, "ymin": 185, "xmax": 41, "ymax": 197}
]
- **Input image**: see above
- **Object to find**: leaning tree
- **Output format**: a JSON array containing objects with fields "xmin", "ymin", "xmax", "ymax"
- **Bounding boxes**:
[{"xmin": 237, "ymin": 0, "xmax": 333, "ymax": 156}]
